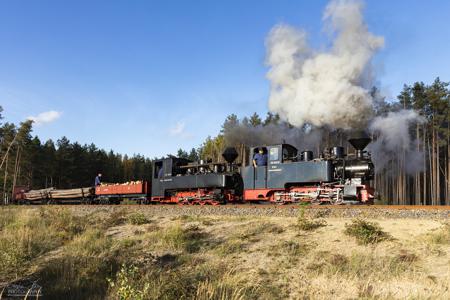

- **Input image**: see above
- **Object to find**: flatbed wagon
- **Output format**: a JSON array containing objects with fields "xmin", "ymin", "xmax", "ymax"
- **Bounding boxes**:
[{"xmin": 95, "ymin": 181, "xmax": 150, "ymax": 204}]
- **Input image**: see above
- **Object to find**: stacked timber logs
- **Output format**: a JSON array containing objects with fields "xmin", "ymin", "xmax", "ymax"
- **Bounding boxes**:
[
  {"xmin": 23, "ymin": 187, "xmax": 94, "ymax": 201},
  {"xmin": 100, "ymin": 181, "xmax": 142, "ymax": 186},
  {"xmin": 50, "ymin": 187, "xmax": 94, "ymax": 199},
  {"xmin": 23, "ymin": 188, "xmax": 54, "ymax": 201}
]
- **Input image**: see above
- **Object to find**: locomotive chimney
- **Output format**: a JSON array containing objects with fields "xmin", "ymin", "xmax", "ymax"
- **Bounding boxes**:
[
  {"xmin": 348, "ymin": 132, "xmax": 371, "ymax": 159},
  {"xmin": 222, "ymin": 147, "xmax": 239, "ymax": 164},
  {"xmin": 222, "ymin": 147, "xmax": 239, "ymax": 172}
]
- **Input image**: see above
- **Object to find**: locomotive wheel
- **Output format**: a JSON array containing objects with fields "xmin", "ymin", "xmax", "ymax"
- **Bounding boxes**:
[{"xmin": 178, "ymin": 199, "xmax": 190, "ymax": 205}]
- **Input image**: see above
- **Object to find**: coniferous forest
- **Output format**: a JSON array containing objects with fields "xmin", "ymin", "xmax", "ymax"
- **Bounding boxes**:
[{"xmin": 1, "ymin": 78, "xmax": 450, "ymax": 205}]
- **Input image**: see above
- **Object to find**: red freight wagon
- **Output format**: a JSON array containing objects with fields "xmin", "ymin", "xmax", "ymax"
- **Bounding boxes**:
[
  {"xmin": 12, "ymin": 186, "xmax": 29, "ymax": 203},
  {"xmin": 95, "ymin": 181, "xmax": 150, "ymax": 204}
]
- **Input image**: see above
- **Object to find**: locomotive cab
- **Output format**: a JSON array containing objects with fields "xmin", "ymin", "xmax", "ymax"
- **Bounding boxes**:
[
  {"xmin": 242, "ymin": 144, "xmax": 333, "ymax": 200},
  {"xmin": 245, "ymin": 144, "xmax": 300, "ymax": 189}
]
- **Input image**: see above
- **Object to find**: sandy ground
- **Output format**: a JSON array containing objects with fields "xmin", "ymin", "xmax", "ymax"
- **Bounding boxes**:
[
  {"xmin": 2, "ymin": 206, "xmax": 450, "ymax": 299},
  {"xmin": 103, "ymin": 212, "xmax": 450, "ymax": 299}
]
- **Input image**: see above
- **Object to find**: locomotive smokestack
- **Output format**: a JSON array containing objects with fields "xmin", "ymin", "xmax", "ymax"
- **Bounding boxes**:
[
  {"xmin": 348, "ymin": 137, "xmax": 371, "ymax": 151},
  {"xmin": 222, "ymin": 147, "xmax": 239, "ymax": 164},
  {"xmin": 349, "ymin": 132, "xmax": 371, "ymax": 158}
]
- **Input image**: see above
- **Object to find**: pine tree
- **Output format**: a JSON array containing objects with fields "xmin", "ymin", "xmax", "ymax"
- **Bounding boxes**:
[
  {"xmin": 188, "ymin": 148, "xmax": 199, "ymax": 161},
  {"xmin": 249, "ymin": 113, "xmax": 262, "ymax": 126},
  {"xmin": 176, "ymin": 149, "xmax": 189, "ymax": 159}
]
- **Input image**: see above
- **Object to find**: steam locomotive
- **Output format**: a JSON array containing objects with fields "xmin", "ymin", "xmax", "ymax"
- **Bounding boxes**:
[
  {"xmin": 13, "ymin": 136, "xmax": 374, "ymax": 205},
  {"xmin": 149, "ymin": 136, "xmax": 374, "ymax": 205}
]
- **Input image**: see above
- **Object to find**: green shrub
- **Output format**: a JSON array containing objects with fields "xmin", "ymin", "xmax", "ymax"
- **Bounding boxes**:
[
  {"xmin": 108, "ymin": 264, "xmax": 149, "ymax": 300},
  {"xmin": 297, "ymin": 207, "xmax": 326, "ymax": 231},
  {"xmin": 344, "ymin": 219, "xmax": 391, "ymax": 245},
  {"xmin": 127, "ymin": 213, "xmax": 150, "ymax": 225}
]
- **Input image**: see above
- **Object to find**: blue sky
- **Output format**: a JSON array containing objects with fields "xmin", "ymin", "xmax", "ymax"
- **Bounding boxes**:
[{"xmin": 1, "ymin": 0, "xmax": 450, "ymax": 157}]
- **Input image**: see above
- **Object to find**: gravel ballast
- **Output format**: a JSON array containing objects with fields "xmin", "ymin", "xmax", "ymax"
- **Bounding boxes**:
[{"xmin": 61, "ymin": 205, "xmax": 450, "ymax": 220}]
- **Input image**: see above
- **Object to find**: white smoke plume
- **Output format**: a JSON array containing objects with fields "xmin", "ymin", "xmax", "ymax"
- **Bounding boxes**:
[
  {"xmin": 369, "ymin": 110, "xmax": 426, "ymax": 173},
  {"xmin": 266, "ymin": 0, "xmax": 384, "ymax": 129},
  {"xmin": 262, "ymin": 0, "xmax": 428, "ymax": 176},
  {"xmin": 220, "ymin": 0, "xmax": 426, "ymax": 177}
]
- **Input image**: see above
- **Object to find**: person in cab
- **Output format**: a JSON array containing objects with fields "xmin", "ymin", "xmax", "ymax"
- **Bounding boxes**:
[{"xmin": 252, "ymin": 148, "xmax": 268, "ymax": 167}]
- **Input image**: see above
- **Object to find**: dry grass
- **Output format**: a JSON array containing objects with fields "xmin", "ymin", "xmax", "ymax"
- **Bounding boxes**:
[
  {"xmin": 1, "ymin": 207, "xmax": 450, "ymax": 299},
  {"xmin": 216, "ymin": 238, "xmax": 246, "ymax": 256},
  {"xmin": 427, "ymin": 222, "xmax": 450, "ymax": 244},
  {"xmin": 307, "ymin": 250, "xmax": 418, "ymax": 280},
  {"xmin": 0, "ymin": 207, "xmax": 87, "ymax": 280},
  {"xmin": 65, "ymin": 228, "xmax": 112, "ymax": 257},
  {"xmin": 148, "ymin": 223, "xmax": 210, "ymax": 253}
]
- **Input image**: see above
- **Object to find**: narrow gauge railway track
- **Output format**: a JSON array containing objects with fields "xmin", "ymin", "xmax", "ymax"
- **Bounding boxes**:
[{"xmin": 12, "ymin": 203, "xmax": 450, "ymax": 210}]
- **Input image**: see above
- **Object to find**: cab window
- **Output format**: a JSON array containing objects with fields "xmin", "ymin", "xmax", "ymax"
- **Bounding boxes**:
[
  {"xmin": 154, "ymin": 161, "xmax": 163, "ymax": 178},
  {"xmin": 269, "ymin": 147, "xmax": 279, "ymax": 161}
]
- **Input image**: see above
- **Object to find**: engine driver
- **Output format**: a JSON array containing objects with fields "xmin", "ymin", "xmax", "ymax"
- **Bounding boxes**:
[{"xmin": 253, "ymin": 148, "xmax": 268, "ymax": 167}]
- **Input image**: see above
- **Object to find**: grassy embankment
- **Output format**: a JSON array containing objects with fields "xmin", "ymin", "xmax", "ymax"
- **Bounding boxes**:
[{"xmin": 0, "ymin": 206, "xmax": 450, "ymax": 299}]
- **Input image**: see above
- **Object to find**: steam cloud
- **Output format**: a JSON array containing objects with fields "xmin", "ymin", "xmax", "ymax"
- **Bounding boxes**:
[
  {"xmin": 369, "ymin": 110, "xmax": 426, "ymax": 174},
  {"xmin": 222, "ymin": 0, "xmax": 425, "ymax": 175},
  {"xmin": 262, "ymin": 0, "xmax": 425, "ymax": 174},
  {"xmin": 266, "ymin": 0, "xmax": 384, "ymax": 129}
]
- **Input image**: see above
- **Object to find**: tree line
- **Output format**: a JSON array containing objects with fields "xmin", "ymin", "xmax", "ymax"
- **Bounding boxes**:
[
  {"xmin": 199, "ymin": 78, "xmax": 450, "ymax": 205},
  {"xmin": 0, "ymin": 110, "xmax": 154, "ymax": 202},
  {"xmin": 2, "ymin": 77, "xmax": 450, "ymax": 205}
]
